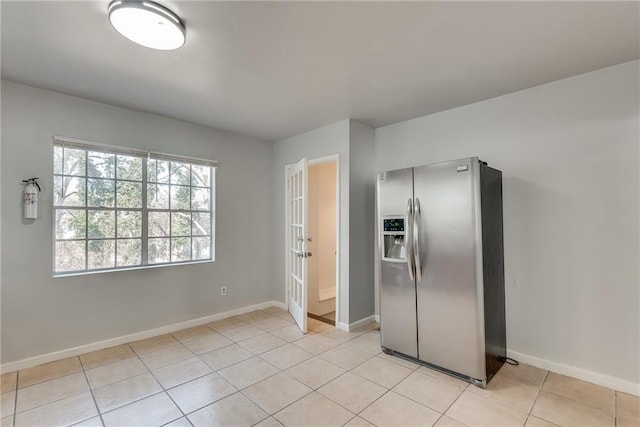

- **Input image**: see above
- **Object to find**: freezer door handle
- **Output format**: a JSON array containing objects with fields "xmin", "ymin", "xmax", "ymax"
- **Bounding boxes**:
[
  {"xmin": 413, "ymin": 198, "xmax": 423, "ymax": 282},
  {"xmin": 406, "ymin": 198, "xmax": 415, "ymax": 280}
]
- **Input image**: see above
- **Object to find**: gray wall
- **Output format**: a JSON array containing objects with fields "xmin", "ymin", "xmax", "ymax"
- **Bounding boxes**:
[
  {"xmin": 348, "ymin": 121, "xmax": 375, "ymax": 322},
  {"xmin": 272, "ymin": 120, "xmax": 351, "ymax": 325},
  {"xmin": 374, "ymin": 61, "xmax": 640, "ymax": 386},
  {"xmin": 272, "ymin": 119, "xmax": 376, "ymax": 327},
  {"xmin": 1, "ymin": 81, "xmax": 274, "ymax": 363}
]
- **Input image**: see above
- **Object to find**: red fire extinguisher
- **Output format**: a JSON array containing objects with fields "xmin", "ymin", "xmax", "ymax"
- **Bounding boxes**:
[{"xmin": 22, "ymin": 177, "xmax": 41, "ymax": 219}]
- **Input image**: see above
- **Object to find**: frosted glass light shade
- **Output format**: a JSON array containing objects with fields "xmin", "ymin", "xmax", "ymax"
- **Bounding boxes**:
[{"xmin": 108, "ymin": 0, "xmax": 185, "ymax": 50}]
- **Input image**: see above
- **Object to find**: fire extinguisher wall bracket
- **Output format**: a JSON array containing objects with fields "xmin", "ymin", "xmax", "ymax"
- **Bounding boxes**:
[{"xmin": 22, "ymin": 177, "xmax": 41, "ymax": 219}]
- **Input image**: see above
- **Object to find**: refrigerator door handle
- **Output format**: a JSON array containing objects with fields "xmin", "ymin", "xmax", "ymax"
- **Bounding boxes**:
[
  {"xmin": 413, "ymin": 198, "xmax": 423, "ymax": 282},
  {"xmin": 406, "ymin": 198, "xmax": 415, "ymax": 280}
]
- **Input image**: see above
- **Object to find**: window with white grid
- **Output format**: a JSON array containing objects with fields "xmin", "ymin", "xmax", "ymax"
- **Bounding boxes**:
[{"xmin": 53, "ymin": 138, "xmax": 215, "ymax": 275}]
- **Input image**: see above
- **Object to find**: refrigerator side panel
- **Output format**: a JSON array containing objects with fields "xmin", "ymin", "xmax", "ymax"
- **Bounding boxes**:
[
  {"xmin": 414, "ymin": 158, "xmax": 486, "ymax": 380},
  {"xmin": 480, "ymin": 164, "xmax": 506, "ymax": 381},
  {"xmin": 377, "ymin": 168, "xmax": 417, "ymax": 358}
]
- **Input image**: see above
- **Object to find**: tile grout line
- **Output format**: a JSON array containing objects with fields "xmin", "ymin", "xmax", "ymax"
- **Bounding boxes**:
[
  {"xmin": 10, "ymin": 368, "xmax": 95, "ymax": 421},
  {"xmin": 237, "ymin": 329, "xmax": 381, "ymax": 426},
  {"xmin": 12, "ymin": 371, "xmax": 18, "ymax": 427},
  {"xmin": 131, "ymin": 342, "xmax": 198, "ymax": 425},
  {"xmin": 613, "ymin": 391, "xmax": 617, "ymax": 426},
  {"xmin": 78, "ymin": 356, "xmax": 106, "ymax": 427},
  {"xmin": 527, "ymin": 369, "xmax": 549, "ymax": 422}
]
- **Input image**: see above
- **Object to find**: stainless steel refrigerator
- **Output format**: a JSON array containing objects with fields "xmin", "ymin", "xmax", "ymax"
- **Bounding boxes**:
[{"xmin": 377, "ymin": 157, "xmax": 506, "ymax": 387}]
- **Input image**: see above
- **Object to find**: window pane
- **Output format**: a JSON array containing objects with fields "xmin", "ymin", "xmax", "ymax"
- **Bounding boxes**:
[
  {"xmin": 171, "ymin": 237, "xmax": 191, "ymax": 262},
  {"xmin": 171, "ymin": 162, "xmax": 190, "ymax": 185},
  {"xmin": 116, "ymin": 239, "xmax": 141, "ymax": 266},
  {"xmin": 158, "ymin": 161, "xmax": 170, "ymax": 183},
  {"xmin": 56, "ymin": 177, "xmax": 86, "ymax": 207},
  {"xmin": 116, "ymin": 181, "xmax": 142, "ymax": 208},
  {"xmin": 191, "ymin": 187, "xmax": 210, "ymax": 211},
  {"xmin": 147, "ymin": 184, "xmax": 169, "ymax": 209},
  {"xmin": 117, "ymin": 155, "xmax": 142, "ymax": 181},
  {"xmin": 88, "ymin": 240, "xmax": 115, "ymax": 269},
  {"xmin": 87, "ymin": 178, "xmax": 115, "ymax": 207},
  {"xmin": 149, "ymin": 212, "xmax": 169, "ymax": 237},
  {"xmin": 170, "ymin": 185, "xmax": 190, "ymax": 210},
  {"xmin": 55, "ymin": 241, "xmax": 85, "ymax": 272},
  {"xmin": 53, "ymin": 176, "xmax": 63, "ymax": 205},
  {"xmin": 88, "ymin": 211, "xmax": 115, "ymax": 239},
  {"xmin": 192, "ymin": 237, "xmax": 210, "ymax": 260},
  {"xmin": 63, "ymin": 148, "xmax": 86, "ymax": 176},
  {"xmin": 191, "ymin": 165, "xmax": 210, "ymax": 187},
  {"xmin": 149, "ymin": 238, "xmax": 170, "ymax": 264},
  {"xmin": 55, "ymin": 209, "xmax": 86, "ymax": 239},
  {"xmin": 147, "ymin": 159, "xmax": 156, "ymax": 182},
  {"xmin": 117, "ymin": 211, "xmax": 142, "ymax": 238},
  {"xmin": 147, "ymin": 159, "xmax": 170, "ymax": 183},
  {"xmin": 171, "ymin": 212, "xmax": 191, "ymax": 236},
  {"xmin": 87, "ymin": 152, "xmax": 115, "ymax": 178},
  {"xmin": 54, "ymin": 146, "xmax": 63, "ymax": 175},
  {"xmin": 192, "ymin": 213, "xmax": 210, "ymax": 236}
]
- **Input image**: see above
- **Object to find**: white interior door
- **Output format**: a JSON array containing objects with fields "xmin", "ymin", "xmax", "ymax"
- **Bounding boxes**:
[{"xmin": 287, "ymin": 157, "xmax": 308, "ymax": 333}]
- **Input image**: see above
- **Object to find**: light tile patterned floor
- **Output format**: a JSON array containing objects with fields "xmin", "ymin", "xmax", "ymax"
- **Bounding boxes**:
[{"xmin": 1, "ymin": 308, "xmax": 638, "ymax": 427}]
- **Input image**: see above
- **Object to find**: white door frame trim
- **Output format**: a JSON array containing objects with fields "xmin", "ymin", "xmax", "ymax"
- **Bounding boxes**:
[{"xmin": 284, "ymin": 154, "xmax": 340, "ymax": 326}]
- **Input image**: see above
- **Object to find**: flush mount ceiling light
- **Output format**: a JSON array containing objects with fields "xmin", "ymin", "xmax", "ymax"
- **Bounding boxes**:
[{"xmin": 108, "ymin": 0, "xmax": 185, "ymax": 50}]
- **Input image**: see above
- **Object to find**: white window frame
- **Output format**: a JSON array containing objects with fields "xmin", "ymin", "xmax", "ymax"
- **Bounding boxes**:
[{"xmin": 53, "ymin": 136, "xmax": 217, "ymax": 276}]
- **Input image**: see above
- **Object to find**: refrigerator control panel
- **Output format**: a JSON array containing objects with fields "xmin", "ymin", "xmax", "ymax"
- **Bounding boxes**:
[
  {"xmin": 382, "ymin": 216, "xmax": 406, "ymax": 262},
  {"xmin": 383, "ymin": 218, "xmax": 405, "ymax": 233}
]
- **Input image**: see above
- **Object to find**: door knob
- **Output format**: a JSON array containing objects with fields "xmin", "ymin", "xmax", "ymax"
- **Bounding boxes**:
[{"xmin": 295, "ymin": 251, "xmax": 312, "ymax": 258}]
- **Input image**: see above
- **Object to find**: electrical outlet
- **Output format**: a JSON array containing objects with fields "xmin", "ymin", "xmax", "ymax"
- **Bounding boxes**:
[{"xmin": 220, "ymin": 286, "xmax": 227, "ymax": 296}]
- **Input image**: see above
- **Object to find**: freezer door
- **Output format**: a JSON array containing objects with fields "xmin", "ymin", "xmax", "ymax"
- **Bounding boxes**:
[
  {"xmin": 414, "ymin": 158, "xmax": 486, "ymax": 380},
  {"xmin": 377, "ymin": 168, "xmax": 417, "ymax": 358}
]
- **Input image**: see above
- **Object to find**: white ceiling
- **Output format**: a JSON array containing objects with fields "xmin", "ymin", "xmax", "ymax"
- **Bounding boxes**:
[{"xmin": 2, "ymin": 1, "xmax": 638, "ymax": 142}]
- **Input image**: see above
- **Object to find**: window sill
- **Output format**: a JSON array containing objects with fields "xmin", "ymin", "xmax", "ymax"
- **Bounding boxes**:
[{"xmin": 53, "ymin": 259, "xmax": 214, "ymax": 278}]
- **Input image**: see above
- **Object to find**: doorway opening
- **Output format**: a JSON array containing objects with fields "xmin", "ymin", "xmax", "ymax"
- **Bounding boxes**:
[{"xmin": 306, "ymin": 158, "xmax": 338, "ymax": 326}]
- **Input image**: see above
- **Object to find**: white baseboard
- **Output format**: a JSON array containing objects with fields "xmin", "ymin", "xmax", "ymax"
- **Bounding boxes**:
[
  {"xmin": 1, "ymin": 300, "xmax": 287, "ymax": 373},
  {"xmin": 508, "ymin": 350, "xmax": 640, "ymax": 397},
  {"xmin": 337, "ymin": 314, "xmax": 377, "ymax": 332}
]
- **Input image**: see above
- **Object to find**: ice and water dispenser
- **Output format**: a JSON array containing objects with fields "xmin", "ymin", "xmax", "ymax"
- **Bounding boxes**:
[{"xmin": 381, "ymin": 217, "xmax": 407, "ymax": 262}]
